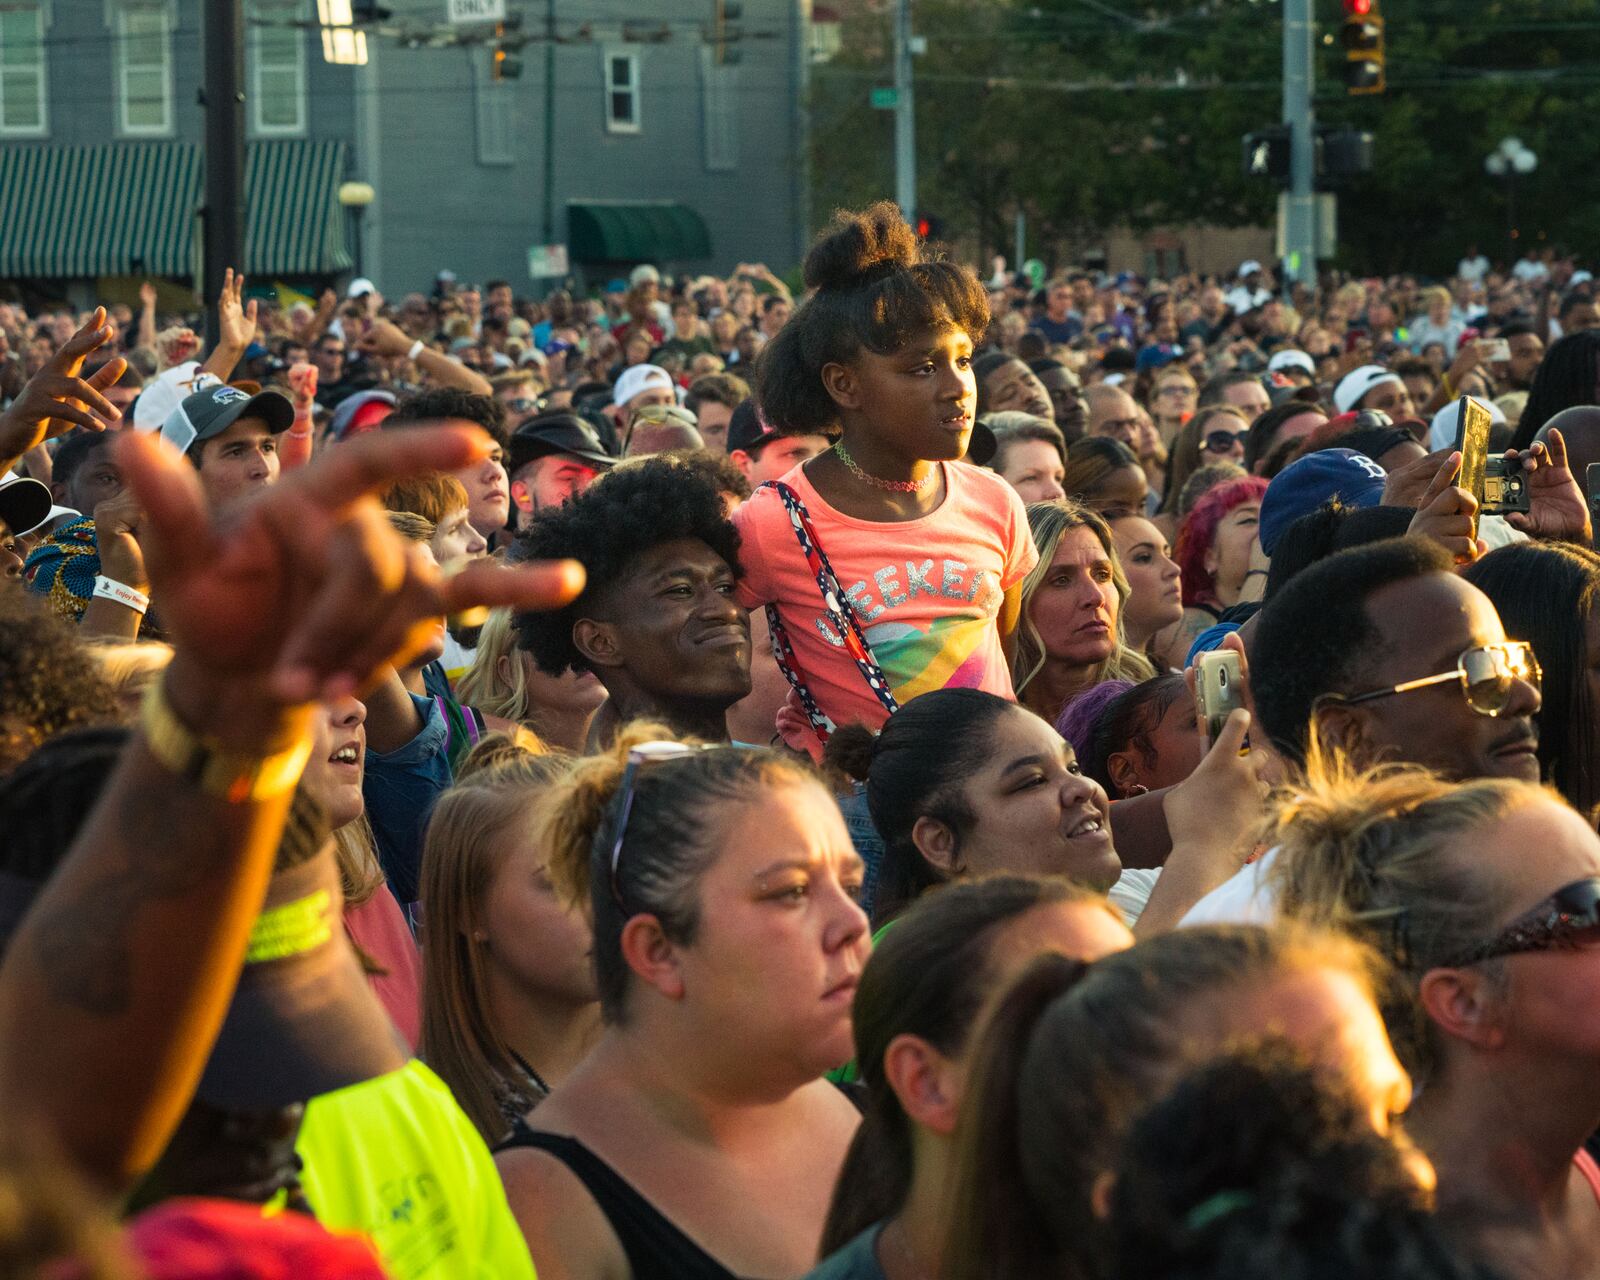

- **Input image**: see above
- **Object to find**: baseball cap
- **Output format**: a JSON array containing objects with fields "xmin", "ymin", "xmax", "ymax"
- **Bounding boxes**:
[
  {"xmin": 1134, "ymin": 344, "xmax": 1182, "ymax": 372},
  {"xmin": 725, "ymin": 399, "xmax": 782, "ymax": 454},
  {"xmin": 158, "ymin": 384, "xmax": 295, "ymax": 454},
  {"xmin": 1332, "ymin": 364, "xmax": 1405, "ymax": 414},
  {"xmin": 1239, "ymin": 259, "xmax": 1264, "ymax": 277},
  {"xmin": 131, "ymin": 362, "xmax": 222, "ymax": 432},
  {"xmin": 507, "ymin": 411, "xmax": 617, "ymax": 475},
  {"xmin": 0, "ymin": 476, "xmax": 52, "ymax": 537},
  {"xmin": 605, "ymin": 278, "xmax": 629, "ymax": 295},
  {"xmin": 1259, "ymin": 447, "xmax": 1388, "ymax": 555},
  {"xmin": 346, "ymin": 276, "xmax": 376, "ymax": 299},
  {"xmin": 629, "ymin": 263, "xmax": 661, "ymax": 287},
  {"xmin": 329, "ymin": 389, "xmax": 397, "ymax": 442},
  {"xmin": 1267, "ymin": 349, "xmax": 1315, "ymax": 376},
  {"xmin": 612, "ymin": 363, "xmax": 674, "ymax": 409},
  {"xmin": 1427, "ymin": 395, "xmax": 1507, "ymax": 452}
]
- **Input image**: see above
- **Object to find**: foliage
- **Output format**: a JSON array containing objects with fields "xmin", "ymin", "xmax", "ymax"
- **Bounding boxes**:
[{"xmin": 809, "ymin": 0, "xmax": 1600, "ymax": 275}]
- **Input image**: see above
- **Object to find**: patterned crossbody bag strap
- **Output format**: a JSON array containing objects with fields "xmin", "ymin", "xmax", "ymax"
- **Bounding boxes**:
[{"xmin": 761, "ymin": 481, "xmax": 900, "ymax": 744}]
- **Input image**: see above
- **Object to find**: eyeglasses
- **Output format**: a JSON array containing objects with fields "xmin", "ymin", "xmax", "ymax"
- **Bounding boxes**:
[
  {"xmin": 503, "ymin": 398, "xmax": 543, "ymax": 415},
  {"xmin": 1436, "ymin": 877, "xmax": 1600, "ymax": 969},
  {"xmin": 1202, "ymin": 430, "xmax": 1246, "ymax": 454},
  {"xmin": 1157, "ymin": 383, "xmax": 1196, "ymax": 398},
  {"xmin": 608, "ymin": 741, "xmax": 722, "ymax": 909},
  {"xmin": 1337, "ymin": 641, "xmax": 1541, "ymax": 718}
]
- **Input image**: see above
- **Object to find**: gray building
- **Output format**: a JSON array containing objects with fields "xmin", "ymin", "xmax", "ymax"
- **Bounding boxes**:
[{"xmin": 0, "ymin": 0, "xmax": 812, "ymax": 298}]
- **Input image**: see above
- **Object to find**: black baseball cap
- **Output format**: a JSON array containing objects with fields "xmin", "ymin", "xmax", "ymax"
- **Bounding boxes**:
[
  {"xmin": 0, "ymin": 477, "xmax": 52, "ymax": 536},
  {"xmin": 507, "ymin": 410, "xmax": 617, "ymax": 475},
  {"xmin": 160, "ymin": 384, "xmax": 294, "ymax": 454}
]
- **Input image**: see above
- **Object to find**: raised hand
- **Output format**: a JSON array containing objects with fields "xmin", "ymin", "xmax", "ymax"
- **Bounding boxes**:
[
  {"xmin": 0, "ymin": 309, "xmax": 126, "ymax": 469},
  {"xmin": 285, "ymin": 361, "xmax": 318, "ymax": 407},
  {"xmin": 115, "ymin": 425, "xmax": 584, "ymax": 722},
  {"xmin": 1505, "ymin": 427, "xmax": 1591, "ymax": 542},
  {"xmin": 1406, "ymin": 450, "xmax": 1481, "ymax": 564},
  {"xmin": 355, "ymin": 317, "xmax": 417, "ymax": 361},
  {"xmin": 215, "ymin": 267, "xmax": 259, "ymax": 352}
]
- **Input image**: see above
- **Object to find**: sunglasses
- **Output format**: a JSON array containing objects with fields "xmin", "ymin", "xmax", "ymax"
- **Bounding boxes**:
[
  {"xmin": 1157, "ymin": 383, "xmax": 1196, "ymax": 398},
  {"xmin": 1336, "ymin": 641, "xmax": 1540, "ymax": 718},
  {"xmin": 1436, "ymin": 876, "xmax": 1600, "ymax": 969},
  {"xmin": 503, "ymin": 398, "xmax": 543, "ymax": 415},
  {"xmin": 1202, "ymin": 430, "xmax": 1246, "ymax": 453},
  {"xmin": 608, "ymin": 741, "xmax": 722, "ymax": 909}
]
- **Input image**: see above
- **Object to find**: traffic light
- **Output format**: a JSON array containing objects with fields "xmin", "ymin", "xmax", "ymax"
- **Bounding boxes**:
[
  {"xmin": 1341, "ymin": 0, "xmax": 1385, "ymax": 96},
  {"xmin": 914, "ymin": 212, "xmax": 946, "ymax": 241},
  {"xmin": 492, "ymin": 22, "xmax": 522, "ymax": 80},
  {"xmin": 1242, "ymin": 127, "xmax": 1291, "ymax": 181}
]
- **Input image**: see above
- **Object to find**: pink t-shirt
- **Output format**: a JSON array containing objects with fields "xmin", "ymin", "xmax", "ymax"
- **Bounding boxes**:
[
  {"xmin": 734, "ymin": 460, "xmax": 1038, "ymax": 733},
  {"xmin": 343, "ymin": 889, "xmax": 423, "ymax": 1051}
]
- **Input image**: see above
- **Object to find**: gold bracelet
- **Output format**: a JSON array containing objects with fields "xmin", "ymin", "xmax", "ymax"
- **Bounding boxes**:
[{"xmin": 139, "ymin": 678, "xmax": 313, "ymax": 804}]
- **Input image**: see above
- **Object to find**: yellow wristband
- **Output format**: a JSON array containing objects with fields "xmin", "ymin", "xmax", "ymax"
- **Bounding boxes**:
[{"xmin": 139, "ymin": 678, "xmax": 313, "ymax": 804}]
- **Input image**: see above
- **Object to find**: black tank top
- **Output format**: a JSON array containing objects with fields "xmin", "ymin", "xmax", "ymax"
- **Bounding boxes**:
[{"xmin": 498, "ymin": 1125, "xmax": 750, "ymax": 1280}]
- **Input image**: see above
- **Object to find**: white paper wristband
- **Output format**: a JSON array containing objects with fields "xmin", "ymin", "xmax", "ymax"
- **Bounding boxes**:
[{"xmin": 93, "ymin": 575, "xmax": 150, "ymax": 615}]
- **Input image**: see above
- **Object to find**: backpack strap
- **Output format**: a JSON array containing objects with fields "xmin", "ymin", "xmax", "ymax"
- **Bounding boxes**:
[{"xmin": 761, "ymin": 480, "xmax": 899, "ymax": 743}]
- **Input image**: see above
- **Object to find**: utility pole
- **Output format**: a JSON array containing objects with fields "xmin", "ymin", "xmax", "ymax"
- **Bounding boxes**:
[
  {"xmin": 893, "ymin": 0, "xmax": 915, "ymax": 220},
  {"xmin": 201, "ymin": 0, "xmax": 245, "ymax": 347},
  {"xmin": 541, "ymin": 0, "xmax": 556, "ymax": 245},
  {"xmin": 1281, "ymin": 0, "xmax": 1317, "ymax": 291}
]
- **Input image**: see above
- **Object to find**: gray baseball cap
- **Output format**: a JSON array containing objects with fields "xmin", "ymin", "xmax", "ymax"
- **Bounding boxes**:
[{"xmin": 160, "ymin": 383, "xmax": 295, "ymax": 454}]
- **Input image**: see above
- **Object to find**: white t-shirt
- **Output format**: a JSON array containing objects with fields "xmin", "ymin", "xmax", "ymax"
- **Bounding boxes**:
[
  {"xmin": 1457, "ymin": 255, "xmax": 1490, "ymax": 283},
  {"xmin": 1109, "ymin": 867, "xmax": 1161, "ymax": 927},
  {"xmin": 1177, "ymin": 848, "xmax": 1281, "ymax": 926}
]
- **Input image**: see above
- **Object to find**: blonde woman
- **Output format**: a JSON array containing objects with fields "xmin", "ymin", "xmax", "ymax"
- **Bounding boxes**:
[
  {"xmin": 419, "ymin": 753, "xmax": 599, "ymax": 1145},
  {"xmin": 1268, "ymin": 763, "xmax": 1600, "ymax": 1280},
  {"xmin": 456, "ymin": 607, "xmax": 605, "ymax": 755},
  {"xmin": 1011, "ymin": 500, "xmax": 1155, "ymax": 725}
]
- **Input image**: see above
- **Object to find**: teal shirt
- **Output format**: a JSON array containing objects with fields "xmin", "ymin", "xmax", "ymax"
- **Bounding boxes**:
[{"xmin": 801, "ymin": 1224, "xmax": 886, "ymax": 1280}]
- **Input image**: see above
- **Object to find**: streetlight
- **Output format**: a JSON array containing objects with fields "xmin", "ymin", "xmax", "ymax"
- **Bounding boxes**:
[
  {"xmin": 338, "ymin": 181, "xmax": 376, "ymax": 282},
  {"xmin": 1484, "ymin": 136, "xmax": 1537, "ymax": 250}
]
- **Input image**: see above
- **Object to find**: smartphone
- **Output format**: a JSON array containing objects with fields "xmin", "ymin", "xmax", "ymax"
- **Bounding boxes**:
[
  {"xmin": 1476, "ymin": 338, "xmax": 1511, "ymax": 362},
  {"xmin": 1587, "ymin": 464, "xmax": 1600, "ymax": 549},
  {"xmin": 1452, "ymin": 395, "xmax": 1529, "ymax": 525},
  {"xmin": 1195, "ymin": 650, "xmax": 1245, "ymax": 744}
]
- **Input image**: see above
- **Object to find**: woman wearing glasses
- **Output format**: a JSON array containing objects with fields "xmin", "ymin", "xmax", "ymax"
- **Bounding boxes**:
[
  {"xmin": 1145, "ymin": 365, "xmax": 1198, "ymax": 446},
  {"xmin": 1270, "ymin": 764, "xmax": 1600, "ymax": 1280},
  {"xmin": 495, "ymin": 724, "xmax": 871, "ymax": 1280}
]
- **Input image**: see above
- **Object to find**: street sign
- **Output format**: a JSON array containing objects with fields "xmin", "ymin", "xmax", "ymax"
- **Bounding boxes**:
[
  {"xmin": 870, "ymin": 87, "xmax": 898, "ymax": 109},
  {"xmin": 527, "ymin": 244, "xmax": 569, "ymax": 279},
  {"xmin": 447, "ymin": 0, "xmax": 505, "ymax": 23}
]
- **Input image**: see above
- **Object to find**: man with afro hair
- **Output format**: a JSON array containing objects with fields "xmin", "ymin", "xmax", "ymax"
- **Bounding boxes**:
[{"xmin": 514, "ymin": 457, "xmax": 752, "ymax": 747}]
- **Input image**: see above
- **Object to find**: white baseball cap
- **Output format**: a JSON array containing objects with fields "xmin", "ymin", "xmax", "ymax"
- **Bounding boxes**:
[
  {"xmin": 1238, "ymin": 259, "xmax": 1264, "ymax": 278},
  {"xmin": 346, "ymin": 277, "xmax": 376, "ymax": 299},
  {"xmin": 1267, "ymin": 349, "xmax": 1315, "ymax": 376},
  {"xmin": 612, "ymin": 363, "xmax": 675, "ymax": 409},
  {"xmin": 131, "ymin": 362, "xmax": 222, "ymax": 433},
  {"xmin": 1427, "ymin": 396, "xmax": 1507, "ymax": 452},
  {"xmin": 1333, "ymin": 364, "xmax": 1405, "ymax": 415}
]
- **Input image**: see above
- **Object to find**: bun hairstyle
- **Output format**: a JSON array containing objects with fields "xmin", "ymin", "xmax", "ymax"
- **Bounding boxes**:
[
  {"xmin": 822, "ymin": 689, "xmax": 1018, "ymax": 927},
  {"xmin": 536, "ymin": 721, "xmax": 820, "ymax": 1022},
  {"xmin": 943, "ymin": 924, "xmax": 1385, "ymax": 1280},
  {"xmin": 754, "ymin": 201, "xmax": 990, "ymax": 435},
  {"xmin": 1110, "ymin": 1047, "xmax": 1457, "ymax": 1280}
]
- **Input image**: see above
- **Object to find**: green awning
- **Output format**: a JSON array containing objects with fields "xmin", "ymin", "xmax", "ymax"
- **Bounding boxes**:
[
  {"xmin": 246, "ymin": 141, "xmax": 353, "ymax": 276},
  {"xmin": 567, "ymin": 201, "xmax": 712, "ymax": 264},
  {"xmin": 0, "ymin": 140, "xmax": 351, "ymax": 278}
]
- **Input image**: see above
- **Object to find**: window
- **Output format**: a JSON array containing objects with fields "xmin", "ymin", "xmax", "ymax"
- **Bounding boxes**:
[
  {"xmin": 250, "ymin": 2, "xmax": 306, "ymax": 135},
  {"xmin": 700, "ymin": 48, "xmax": 737, "ymax": 171},
  {"xmin": 474, "ymin": 55, "xmax": 511, "ymax": 165},
  {"xmin": 603, "ymin": 49, "xmax": 639, "ymax": 134},
  {"xmin": 117, "ymin": 3, "xmax": 173, "ymax": 136},
  {"xmin": 0, "ymin": 2, "xmax": 47, "ymax": 136}
]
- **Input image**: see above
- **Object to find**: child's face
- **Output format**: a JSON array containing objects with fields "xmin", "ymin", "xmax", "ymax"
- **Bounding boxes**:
[{"xmin": 827, "ymin": 325, "xmax": 977, "ymax": 463}]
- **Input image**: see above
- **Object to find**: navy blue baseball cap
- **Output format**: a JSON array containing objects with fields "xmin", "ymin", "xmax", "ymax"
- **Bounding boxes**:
[{"xmin": 1259, "ymin": 447, "xmax": 1387, "ymax": 556}]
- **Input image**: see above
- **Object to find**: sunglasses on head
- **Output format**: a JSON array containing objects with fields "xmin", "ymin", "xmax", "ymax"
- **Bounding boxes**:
[
  {"xmin": 628, "ymin": 402, "xmax": 697, "ymax": 430},
  {"xmin": 1335, "ymin": 641, "xmax": 1540, "ymax": 718},
  {"xmin": 608, "ymin": 741, "xmax": 724, "ymax": 909},
  {"xmin": 1436, "ymin": 876, "xmax": 1600, "ymax": 969}
]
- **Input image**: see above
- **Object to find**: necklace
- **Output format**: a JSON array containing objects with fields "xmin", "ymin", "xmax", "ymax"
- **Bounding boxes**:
[{"xmin": 833, "ymin": 440, "xmax": 936, "ymax": 493}]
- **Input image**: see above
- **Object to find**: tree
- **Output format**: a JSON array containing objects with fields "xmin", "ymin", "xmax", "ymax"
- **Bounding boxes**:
[{"xmin": 809, "ymin": 0, "xmax": 1600, "ymax": 275}]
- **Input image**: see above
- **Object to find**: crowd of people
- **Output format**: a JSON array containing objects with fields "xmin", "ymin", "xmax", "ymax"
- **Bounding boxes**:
[{"xmin": 2, "ymin": 200, "xmax": 1600, "ymax": 1279}]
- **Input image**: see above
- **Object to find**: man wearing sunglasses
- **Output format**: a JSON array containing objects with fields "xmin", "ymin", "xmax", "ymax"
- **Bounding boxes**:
[{"xmin": 1183, "ymin": 537, "xmax": 1542, "ymax": 927}]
